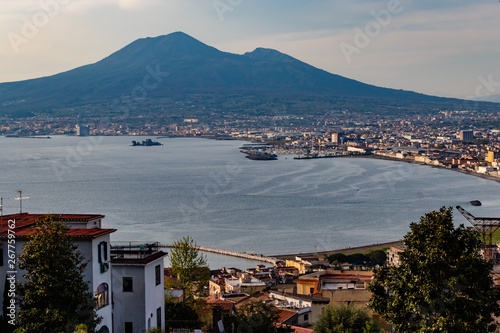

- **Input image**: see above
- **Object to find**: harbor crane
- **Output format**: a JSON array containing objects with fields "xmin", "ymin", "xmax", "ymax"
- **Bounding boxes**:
[{"xmin": 456, "ymin": 205, "xmax": 500, "ymax": 262}]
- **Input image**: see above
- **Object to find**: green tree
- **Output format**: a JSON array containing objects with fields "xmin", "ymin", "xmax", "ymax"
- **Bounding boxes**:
[
  {"xmin": 73, "ymin": 324, "xmax": 88, "ymax": 333},
  {"xmin": 164, "ymin": 299, "xmax": 201, "ymax": 330},
  {"xmin": 370, "ymin": 207, "xmax": 500, "ymax": 332},
  {"xmin": 365, "ymin": 250, "xmax": 387, "ymax": 266},
  {"xmin": 227, "ymin": 301, "xmax": 293, "ymax": 333},
  {"xmin": 313, "ymin": 303, "xmax": 380, "ymax": 333},
  {"xmin": 16, "ymin": 214, "xmax": 101, "ymax": 333},
  {"xmin": 169, "ymin": 236, "xmax": 209, "ymax": 303},
  {"xmin": 327, "ymin": 253, "xmax": 348, "ymax": 265}
]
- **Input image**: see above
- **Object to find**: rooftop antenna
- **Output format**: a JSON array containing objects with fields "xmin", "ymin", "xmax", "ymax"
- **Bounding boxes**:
[{"xmin": 15, "ymin": 190, "xmax": 29, "ymax": 213}]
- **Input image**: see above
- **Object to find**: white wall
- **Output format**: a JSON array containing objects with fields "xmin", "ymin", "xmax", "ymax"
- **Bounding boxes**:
[
  {"xmin": 144, "ymin": 260, "xmax": 165, "ymax": 332},
  {"xmin": 90, "ymin": 236, "xmax": 113, "ymax": 332},
  {"xmin": 112, "ymin": 265, "xmax": 146, "ymax": 333}
]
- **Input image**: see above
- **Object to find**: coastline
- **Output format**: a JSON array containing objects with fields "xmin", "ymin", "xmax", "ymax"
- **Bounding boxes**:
[
  {"xmin": 269, "ymin": 240, "xmax": 404, "ymax": 260},
  {"xmin": 360, "ymin": 154, "xmax": 500, "ymax": 185}
]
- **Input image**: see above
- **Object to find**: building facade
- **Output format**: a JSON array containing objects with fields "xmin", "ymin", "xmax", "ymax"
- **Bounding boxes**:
[
  {"xmin": 111, "ymin": 243, "xmax": 167, "ymax": 333},
  {"xmin": 0, "ymin": 213, "xmax": 166, "ymax": 333}
]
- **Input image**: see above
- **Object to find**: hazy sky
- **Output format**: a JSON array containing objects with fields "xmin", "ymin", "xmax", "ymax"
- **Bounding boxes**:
[{"xmin": 1, "ymin": 0, "xmax": 499, "ymax": 99}]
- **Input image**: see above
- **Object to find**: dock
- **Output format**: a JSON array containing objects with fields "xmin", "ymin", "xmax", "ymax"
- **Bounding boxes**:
[{"xmin": 160, "ymin": 244, "xmax": 280, "ymax": 265}]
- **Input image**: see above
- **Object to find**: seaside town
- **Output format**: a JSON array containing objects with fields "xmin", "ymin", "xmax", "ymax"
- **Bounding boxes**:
[
  {"xmin": 2, "ymin": 1, "xmax": 500, "ymax": 329},
  {"xmin": 3, "ymin": 110, "xmax": 500, "ymax": 332},
  {"xmin": 2, "ymin": 208, "xmax": 500, "ymax": 332},
  {"xmin": 4, "ymin": 108, "xmax": 500, "ymax": 180}
]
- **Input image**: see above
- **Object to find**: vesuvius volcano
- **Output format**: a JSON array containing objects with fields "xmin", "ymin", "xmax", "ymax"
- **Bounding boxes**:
[{"xmin": 0, "ymin": 31, "xmax": 469, "ymax": 115}]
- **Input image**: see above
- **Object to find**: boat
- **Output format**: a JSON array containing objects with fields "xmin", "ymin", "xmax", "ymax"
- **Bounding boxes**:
[
  {"xmin": 470, "ymin": 200, "xmax": 482, "ymax": 206},
  {"xmin": 241, "ymin": 149, "xmax": 277, "ymax": 160}
]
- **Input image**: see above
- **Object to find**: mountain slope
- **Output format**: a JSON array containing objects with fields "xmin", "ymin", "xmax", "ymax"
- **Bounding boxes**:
[{"xmin": 0, "ymin": 31, "xmax": 458, "ymax": 114}]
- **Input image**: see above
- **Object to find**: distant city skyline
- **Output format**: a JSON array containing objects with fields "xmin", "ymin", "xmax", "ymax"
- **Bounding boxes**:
[{"xmin": 1, "ymin": 0, "xmax": 499, "ymax": 99}]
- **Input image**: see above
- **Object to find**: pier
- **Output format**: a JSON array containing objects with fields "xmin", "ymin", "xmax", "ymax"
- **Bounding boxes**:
[{"xmin": 161, "ymin": 244, "xmax": 279, "ymax": 265}]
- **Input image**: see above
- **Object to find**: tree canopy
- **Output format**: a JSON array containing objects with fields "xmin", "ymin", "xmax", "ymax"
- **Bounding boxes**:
[
  {"xmin": 369, "ymin": 207, "xmax": 500, "ymax": 332},
  {"xmin": 313, "ymin": 303, "xmax": 380, "ymax": 333},
  {"xmin": 164, "ymin": 300, "xmax": 201, "ymax": 331},
  {"xmin": 169, "ymin": 236, "xmax": 209, "ymax": 303},
  {"xmin": 326, "ymin": 250, "xmax": 386, "ymax": 267},
  {"xmin": 227, "ymin": 301, "xmax": 293, "ymax": 333},
  {"xmin": 16, "ymin": 214, "xmax": 100, "ymax": 333}
]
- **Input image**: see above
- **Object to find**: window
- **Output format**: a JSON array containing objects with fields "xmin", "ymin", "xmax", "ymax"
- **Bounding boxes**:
[
  {"xmin": 309, "ymin": 287, "xmax": 314, "ymax": 294},
  {"xmin": 97, "ymin": 325, "xmax": 110, "ymax": 333},
  {"xmin": 123, "ymin": 277, "xmax": 133, "ymax": 292},
  {"xmin": 95, "ymin": 283, "xmax": 109, "ymax": 309},
  {"xmin": 124, "ymin": 322, "xmax": 133, "ymax": 333},
  {"xmin": 304, "ymin": 313, "xmax": 309, "ymax": 321},
  {"xmin": 98, "ymin": 241, "xmax": 109, "ymax": 273},
  {"xmin": 155, "ymin": 264, "xmax": 161, "ymax": 286},
  {"xmin": 156, "ymin": 307, "xmax": 162, "ymax": 328}
]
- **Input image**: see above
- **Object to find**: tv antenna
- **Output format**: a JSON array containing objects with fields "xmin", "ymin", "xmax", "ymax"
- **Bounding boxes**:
[
  {"xmin": 0, "ymin": 197, "xmax": 6, "ymax": 217},
  {"xmin": 15, "ymin": 190, "xmax": 29, "ymax": 213},
  {"xmin": 1, "ymin": 197, "xmax": 12, "ymax": 228}
]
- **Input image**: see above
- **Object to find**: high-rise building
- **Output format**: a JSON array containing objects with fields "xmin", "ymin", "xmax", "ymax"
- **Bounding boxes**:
[
  {"xmin": 459, "ymin": 130, "xmax": 473, "ymax": 142},
  {"xmin": 331, "ymin": 133, "xmax": 339, "ymax": 144},
  {"xmin": 76, "ymin": 125, "xmax": 90, "ymax": 136},
  {"xmin": 488, "ymin": 151, "xmax": 499, "ymax": 163}
]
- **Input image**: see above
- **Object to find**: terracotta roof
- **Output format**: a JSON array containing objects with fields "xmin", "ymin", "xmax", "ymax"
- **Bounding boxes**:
[
  {"xmin": 320, "ymin": 274, "xmax": 372, "ymax": 280},
  {"xmin": 290, "ymin": 326, "xmax": 314, "ymax": 333},
  {"xmin": 1, "ymin": 227, "xmax": 116, "ymax": 239},
  {"xmin": 197, "ymin": 299, "xmax": 236, "ymax": 318},
  {"xmin": 235, "ymin": 291, "xmax": 270, "ymax": 308},
  {"xmin": 0, "ymin": 213, "xmax": 114, "ymax": 239},
  {"xmin": 294, "ymin": 278, "xmax": 319, "ymax": 283},
  {"xmin": 277, "ymin": 309, "xmax": 298, "ymax": 324},
  {"xmin": 270, "ymin": 291, "xmax": 330, "ymax": 304},
  {"xmin": 206, "ymin": 299, "xmax": 236, "ymax": 312}
]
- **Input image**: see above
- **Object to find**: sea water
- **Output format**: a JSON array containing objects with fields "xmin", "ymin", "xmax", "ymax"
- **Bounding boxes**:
[{"xmin": 1, "ymin": 135, "xmax": 499, "ymax": 268}]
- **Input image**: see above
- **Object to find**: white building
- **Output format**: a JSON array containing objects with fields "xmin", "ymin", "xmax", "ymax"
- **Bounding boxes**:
[
  {"xmin": 477, "ymin": 166, "xmax": 497, "ymax": 174},
  {"xmin": 0, "ymin": 213, "xmax": 166, "ymax": 333},
  {"xmin": 111, "ymin": 243, "xmax": 167, "ymax": 333}
]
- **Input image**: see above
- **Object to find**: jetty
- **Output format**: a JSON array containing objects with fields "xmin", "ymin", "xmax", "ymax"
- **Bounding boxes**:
[{"xmin": 162, "ymin": 244, "xmax": 279, "ymax": 265}]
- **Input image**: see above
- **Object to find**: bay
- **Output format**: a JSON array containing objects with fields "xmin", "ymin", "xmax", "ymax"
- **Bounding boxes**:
[{"xmin": 1, "ymin": 135, "xmax": 499, "ymax": 268}]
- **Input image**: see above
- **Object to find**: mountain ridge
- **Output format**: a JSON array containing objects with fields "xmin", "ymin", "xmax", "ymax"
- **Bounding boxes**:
[{"xmin": 0, "ymin": 31, "xmax": 480, "ymax": 115}]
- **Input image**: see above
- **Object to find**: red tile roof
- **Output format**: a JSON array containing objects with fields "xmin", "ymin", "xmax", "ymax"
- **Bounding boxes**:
[
  {"xmin": 320, "ymin": 274, "xmax": 372, "ymax": 280},
  {"xmin": 290, "ymin": 326, "xmax": 314, "ymax": 333},
  {"xmin": 0, "ymin": 213, "xmax": 114, "ymax": 239},
  {"xmin": 277, "ymin": 309, "xmax": 298, "ymax": 323}
]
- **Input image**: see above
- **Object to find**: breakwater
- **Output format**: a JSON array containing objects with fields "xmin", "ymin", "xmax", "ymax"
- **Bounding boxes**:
[{"xmin": 162, "ymin": 244, "xmax": 279, "ymax": 265}]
